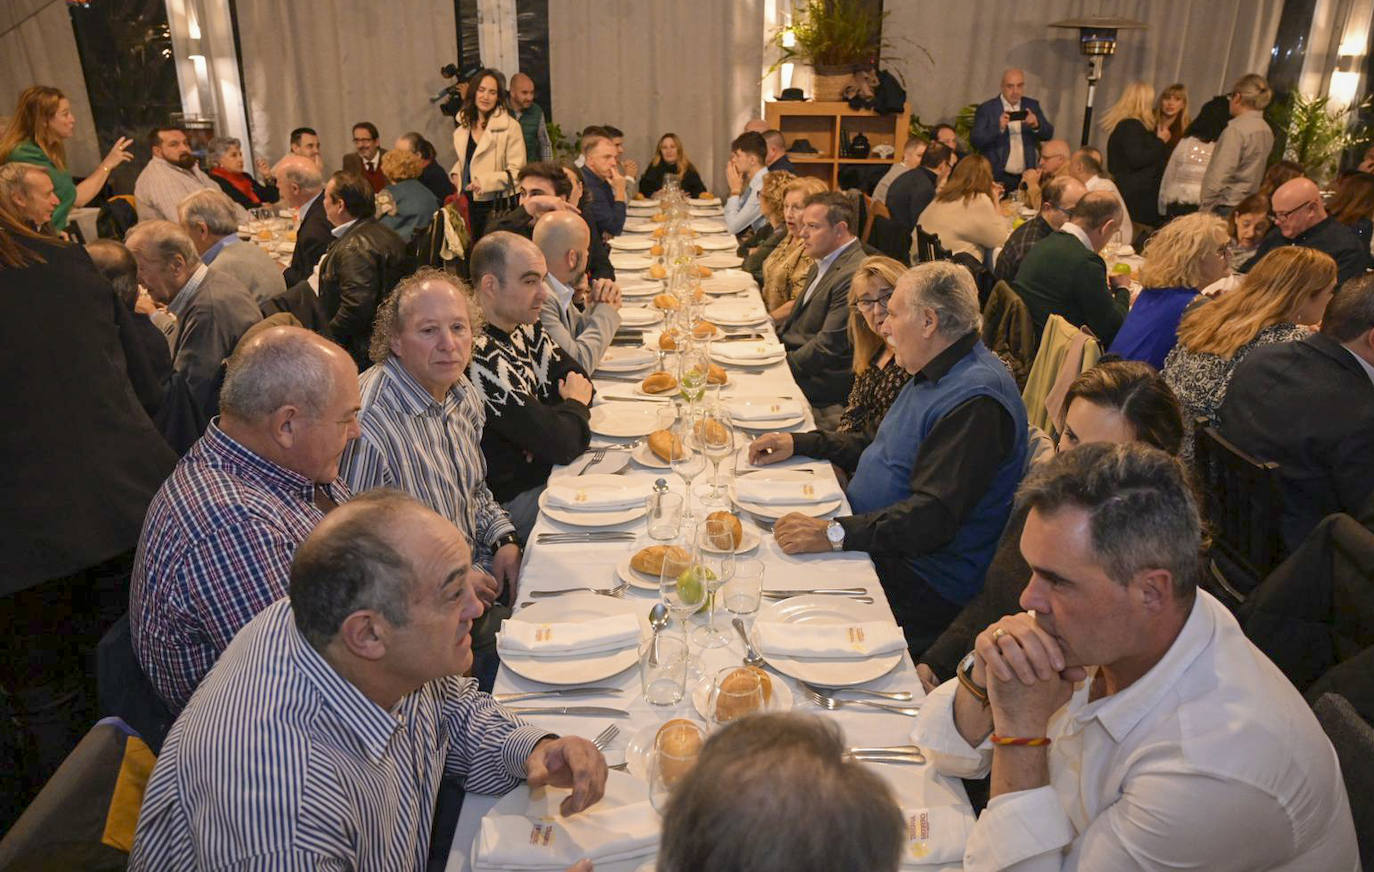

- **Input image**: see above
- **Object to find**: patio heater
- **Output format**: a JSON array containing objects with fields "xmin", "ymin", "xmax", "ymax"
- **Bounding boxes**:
[{"xmin": 1049, "ymin": 16, "xmax": 1147, "ymax": 146}]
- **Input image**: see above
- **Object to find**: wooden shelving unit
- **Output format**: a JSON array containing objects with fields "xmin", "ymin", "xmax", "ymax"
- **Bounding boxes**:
[{"xmin": 765, "ymin": 100, "xmax": 910, "ymax": 188}]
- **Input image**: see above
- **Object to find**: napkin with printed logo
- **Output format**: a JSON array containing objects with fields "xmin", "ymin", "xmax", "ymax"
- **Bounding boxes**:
[
  {"xmin": 753, "ymin": 620, "xmax": 905, "ymax": 659},
  {"xmin": 472, "ymin": 771, "xmax": 659, "ymax": 870},
  {"xmin": 497, "ymin": 614, "xmax": 641, "ymax": 658},
  {"xmin": 723, "ymin": 397, "xmax": 803, "ymax": 422},
  {"xmin": 544, "ymin": 479, "xmax": 644, "ymax": 512},
  {"xmin": 898, "ymin": 805, "xmax": 976, "ymax": 867},
  {"xmin": 713, "ymin": 340, "xmax": 786, "ymax": 363},
  {"xmin": 733, "ymin": 475, "xmax": 842, "ymax": 506}
]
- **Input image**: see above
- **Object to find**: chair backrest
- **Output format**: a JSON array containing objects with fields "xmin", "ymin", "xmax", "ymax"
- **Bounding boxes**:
[
  {"xmin": 1312, "ymin": 693, "xmax": 1374, "ymax": 871},
  {"xmin": 914, "ymin": 227, "xmax": 952, "ymax": 263},
  {"xmin": 1194, "ymin": 420, "xmax": 1285, "ymax": 591}
]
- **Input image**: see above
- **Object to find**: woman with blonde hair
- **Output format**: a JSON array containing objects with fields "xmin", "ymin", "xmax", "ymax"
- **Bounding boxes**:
[
  {"xmin": 839, "ymin": 255, "xmax": 910, "ymax": 435},
  {"xmin": 915, "ymin": 154, "xmax": 1009, "ymax": 259},
  {"xmin": 377, "ymin": 148, "xmax": 439, "ymax": 240},
  {"xmin": 1103, "ymin": 80, "xmax": 1169, "ymax": 227},
  {"xmin": 762, "ymin": 175, "xmax": 829, "ymax": 320},
  {"xmin": 743, "ymin": 170, "xmax": 794, "ymax": 284},
  {"xmin": 1108, "ymin": 212, "xmax": 1231, "ymax": 368},
  {"xmin": 0, "ymin": 85, "xmax": 133, "ymax": 234},
  {"xmin": 1163, "ymin": 245, "xmax": 1336, "ymax": 457},
  {"xmin": 639, "ymin": 132, "xmax": 706, "ymax": 198},
  {"xmin": 1154, "ymin": 83, "xmax": 1190, "ymax": 148}
]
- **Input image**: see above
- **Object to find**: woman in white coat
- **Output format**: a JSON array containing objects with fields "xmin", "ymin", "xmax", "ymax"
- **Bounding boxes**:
[{"xmin": 451, "ymin": 68, "xmax": 526, "ymax": 238}]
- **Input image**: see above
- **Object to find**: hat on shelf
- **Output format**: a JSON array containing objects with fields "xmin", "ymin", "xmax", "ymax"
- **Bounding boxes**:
[
  {"xmin": 777, "ymin": 88, "xmax": 806, "ymax": 101},
  {"xmin": 871, "ymin": 144, "xmax": 895, "ymax": 159},
  {"xmin": 787, "ymin": 138, "xmax": 819, "ymax": 154}
]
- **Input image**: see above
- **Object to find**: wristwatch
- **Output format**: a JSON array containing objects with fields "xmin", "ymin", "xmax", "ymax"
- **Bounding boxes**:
[
  {"xmin": 956, "ymin": 651, "xmax": 990, "ymax": 706},
  {"xmin": 825, "ymin": 520, "xmax": 845, "ymax": 552},
  {"xmin": 493, "ymin": 532, "xmax": 522, "ymax": 551}
]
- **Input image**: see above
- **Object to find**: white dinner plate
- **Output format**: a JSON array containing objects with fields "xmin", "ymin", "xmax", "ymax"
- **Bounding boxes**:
[
  {"xmin": 597, "ymin": 345, "xmax": 658, "ymax": 372},
  {"xmin": 690, "ymin": 218, "xmax": 728, "ymax": 233},
  {"xmin": 538, "ymin": 488, "xmax": 646, "ymax": 528},
  {"xmin": 710, "ymin": 346, "xmax": 787, "ymax": 367},
  {"xmin": 690, "ymin": 206, "xmax": 725, "ymax": 216},
  {"xmin": 616, "ymin": 554, "xmax": 666, "ymax": 591},
  {"xmin": 623, "ymin": 218, "xmax": 657, "ymax": 233},
  {"xmin": 609, "ymin": 235, "xmax": 655, "ymax": 251},
  {"xmin": 631, "ymin": 441, "xmax": 672, "ymax": 469},
  {"xmin": 619, "ymin": 279, "xmax": 662, "ymax": 297},
  {"xmin": 700, "ymin": 269, "xmax": 755, "ymax": 294},
  {"xmin": 690, "ymin": 670, "xmax": 794, "ymax": 721},
  {"xmin": 698, "ymin": 252, "xmax": 744, "ymax": 269},
  {"xmin": 499, "ymin": 595, "xmax": 649, "ymax": 686},
  {"xmin": 697, "ymin": 524, "xmax": 762, "ymax": 555},
  {"xmin": 689, "ymin": 196, "xmax": 722, "ymax": 206},
  {"xmin": 752, "ymin": 595, "xmax": 904, "ymax": 687},
  {"xmin": 729, "ymin": 468, "xmax": 842, "ymax": 520},
  {"xmin": 610, "ymin": 253, "xmax": 656, "ymax": 270},
  {"xmin": 626, "ymin": 199, "xmax": 658, "ymax": 210},
  {"xmin": 697, "ymin": 235, "xmax": 739, "ymax": 251},
  {"xmin": 618, "ymin": 306, "xmax": 663, "ymax": 328},
  {"xmin": 640, "ymin": 269, "xmax": 673, "ymax": 284},
  {"xmin": 703, "ymin": 300, "xmax": 768, "ymax": 326},
  {"xmin": 589, "ymin": 403, "xmax": 663, "ymax": 438}
]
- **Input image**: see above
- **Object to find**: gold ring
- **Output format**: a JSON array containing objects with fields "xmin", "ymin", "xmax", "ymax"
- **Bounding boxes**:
[{"xmin": 992, "ymin": 627, "xmax": 1007, "ymax": 642}]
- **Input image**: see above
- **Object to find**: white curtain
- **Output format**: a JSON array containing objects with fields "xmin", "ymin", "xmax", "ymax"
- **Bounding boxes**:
[
  {"xmin": 233, "ymin": 0, "xmax": 464, "ymax": 174},
  {"xmin": 884, "ymin": 0, "xmax": 1284, "ymax": 150},
  {"xmin": 0, "ymin": 0, "xmax": 100, "ymax": 173},
  {"xmin": 548, "ymin": 0, "xmax": 765, "ymax": 195}
]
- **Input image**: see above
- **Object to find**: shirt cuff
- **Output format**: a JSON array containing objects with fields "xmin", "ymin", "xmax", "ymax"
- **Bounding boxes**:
[
  {"xmin": 910, "ymin": 678, "xmax": 992, "ymax": 779},
  {"xmin": 963, "ymin": 786, "xmax": 1076, "ymax": 870},
  {"xmin": 485, "ymin": 516, "xmax": 517, "ymax": 549},
  {"xmin": 503, "ymin": 725, "xmax": 556, "ymax": 780},
  {"xmin": 836, "ymin": 514, "xmax": 871, "ymax": 552}
]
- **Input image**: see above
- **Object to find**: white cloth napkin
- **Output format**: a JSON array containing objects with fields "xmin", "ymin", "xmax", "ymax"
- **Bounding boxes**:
[
  {"xmin": 723, "ymin": 397, "xmax": 803, "ymax": 422},
  {"xmin": 753, "ymin": 620, "xmax": 905, "ymax": 658},
  {"xmin": 496, "ymin": 614, "xmax": 641, "ymax": 657},
  {"xmin": 899, "ymin": 805, "xmax": 977, "ymax": 867},
  {"xmin": 715, "ymin": 341, "xmax": 785, "ymax": 363},
  {"xmin": 617, "ymin": 307, "xmax": 661, "ymax": 327},
  {"xmin": 472, "ymin": 771, "xmax": 659, "ymax": 871},
  {"xmin": 544, "ymin": 480, "xmax": 644, "ymax": 511},
  {"xmin": 733, "ymin": 475, "xmax": 842, "ymax": 506}
]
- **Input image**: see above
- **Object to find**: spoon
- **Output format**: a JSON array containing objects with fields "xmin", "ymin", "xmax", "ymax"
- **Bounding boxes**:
[
  {"xmin": 733, "ymin": 617, "xmax": 765, "ymax": 668},
  {"xmin": 648, "ymin": 602, "xmax": 670, "ymax": 666}
]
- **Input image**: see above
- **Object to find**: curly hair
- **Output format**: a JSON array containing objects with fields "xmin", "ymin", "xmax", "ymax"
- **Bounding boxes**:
[
  {"xmin": 381, "ymin": 148, "xmax": 424, "ymax": 183},
  {"xmin": 368, "ymin": 267, "xmax": 483, "ymax": 364},
  {"xmin": 759, "ymin": 170, "xmax": 795, "ymax": 223},
  {"xmin": 1138, "ymin": 212, "xmax": 1229, "ymax": 289}
]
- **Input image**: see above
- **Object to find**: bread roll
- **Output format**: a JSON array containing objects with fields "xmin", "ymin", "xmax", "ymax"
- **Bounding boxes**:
[
  {"xmin": 694, "ymin": 265, "xmax": 713, "ymax": 279},
  {"xmin": 655, "ymin": 718, "xmax": 704, "ymax": 784},
  {"xmin": 690, "ymin": 286, "xmax": 705, "ymax": 302},
  {"xmin": 641, "ymin": 371, "xmax": 678, "ymax": 394},
  {"xmin": 707, "ymin": 363, "xmax": 727, "ymax": 385},
  {"xmin": 658, "ymin": 329, "xmax": 681, "ymax": 351},
  {"xmin": 691, "ymin": 321, "xmax": 718, "ymax": 339},
  {"xmin": 649, "ymin": 262, "xmax": 668, "ymax": 278},
  {"xmin": 651, "ymin": 227, "xmax": 667, "ymax": 239},
  {"xmin": 631, "ymin": 544, "xmax": 690, "ymax": 577},
  {"xmin": 652, "ymin": 212, "xmax": 668, "ymax": 222},
  {"xmin": 714, "ymin": 667, "xmax": 770, "ymax": 721},
  {"xmin": 650, "ymin": 244, "xmax": 664, "ymax": 256},
  {"xmin": 693, "ymin": 244, "xmax": 705, "ymax": 256},
  {"xmin": 705, "ymin": 511, "xmax": 743, "ymax": 549},
  {"xmin": 648, "ymin": 428, "xmax": 685, "ymax": 462},
  {"xmin": 693, "ymin": 416, "xmax": 729, "ymax": 445},
  {"xmin": 699, "ymin": 191, "xmax": 716, "ymax": 201},
  {"xmin": 653, "ymin": 293, "xmax": 679, "ymax": 310}
]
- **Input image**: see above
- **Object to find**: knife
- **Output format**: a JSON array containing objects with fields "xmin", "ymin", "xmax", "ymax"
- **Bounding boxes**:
[
  {"xmin": 765, "ymin": 593, "xmax": 874, "ymax": 604},
  {"xmin": 846, "ymin": 752, "xmax": 926, "ymax": 765},
  {"xmin": 765, "ymin": 587, "xmax": 868, "ymax": 596},
  {"xmin": 716, "ymin": 333, "xmax": 769, "ymax": 342},
  {"xmin": 492, "ymin": 687, "xmax": 623, "ymax": 704},
  {"xmin": 505, "ymin": 706, "xmax": 630, "ymax": 718}
]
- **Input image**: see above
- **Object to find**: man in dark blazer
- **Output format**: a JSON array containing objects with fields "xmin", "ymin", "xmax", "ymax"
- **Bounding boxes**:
[
  {"xmin": 1219, "ymin": 274, "xmax": 1374, "ymax": 553},
  {"xmin": 780, "ymin": 191, "xmax": 866, "ymax": 424},
  {"xmin": 1011, "ymin": 191, "xmax": 1130, "ymax": 346},
  {"xmin": 886, "ymin": 142, "xmax": 955, "ymax": 239},
  {"xmin": 971, "ymin": 68, "xmax": 1055, "ymax": 188},
  {"xmin": 317, "ymin": 171, "xmax": 409, "ymax": 369},
  {"xmin": 274, "ymin": 155, "xmax": 333, "ymax": 288},
  {"xmin": 341, "ymin": 121, "xmax": 387, "ymax": 193}
]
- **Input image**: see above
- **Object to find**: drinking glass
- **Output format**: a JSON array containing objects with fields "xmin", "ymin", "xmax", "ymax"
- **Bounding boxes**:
[
  {"xmin": 706, "ymin": 665, "xmax": 765, "ymax": 729},
  {"xmin": 677, "ymin": 344, "xmax": 709, "ymax": 406},
  {"xmin": 669, "ymin": 413, "xmax": 706, "ymax": 523},
  {"xmin": 658, "ymin": 536, "xmax": 704, "ymax": 639},
  {"xmin": 648, "ymin": 720, "xmax": 705, "ymax": 813},
  {"xmin": 690, "ymin": 517, "xmax": 736, "ymax": 649},
  {"xmin": 695, "ymin": 406, "xmax": 735, "ymax": 506},
  {"xmin": 723, "ymin": 558, "xmax": 764, "ymax": 625},
  {"xmin": 645, "ymin": 492, "xmax": 685, "ymax": 541},
  {"xmin": 640, "ymin": 632, "xmax": 688, "ymax": 706}
]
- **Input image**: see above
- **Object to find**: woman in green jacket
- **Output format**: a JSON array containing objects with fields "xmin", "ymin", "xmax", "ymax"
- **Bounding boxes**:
[{"xmin": 0, "ymin": 85, "xmax": 132, "ymax": 233}]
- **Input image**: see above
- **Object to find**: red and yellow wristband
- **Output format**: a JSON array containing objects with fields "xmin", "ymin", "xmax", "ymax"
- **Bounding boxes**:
[{"xmin": 989, "ymin": 734, "xmax": 1052, "ymax": 747}]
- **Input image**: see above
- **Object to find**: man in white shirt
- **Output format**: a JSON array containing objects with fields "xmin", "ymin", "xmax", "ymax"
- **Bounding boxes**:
[
  {"xmin": 914, "ymin": 442, "xmax": 1358, "ymax": 871},
  {"xmin": 1068, "ymin": 148, "xmax": 1132, "ymax": 246},
  {"xmin": 971, "ymin": 69, "xmax": 1055, "ymax": 188},
  {"xmin": 723, "ymin": 131, "xmax": 770, "ymax": 237},
  {"xmin": 533, "ymin": 211, "xmax": 621, "ymax": 372},
  {"xmin": 135, "ymin": 126, "xmax": 247, "ymax": 224}
]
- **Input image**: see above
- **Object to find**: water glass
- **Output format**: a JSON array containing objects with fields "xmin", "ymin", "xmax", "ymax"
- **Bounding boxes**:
[
  {"xmin": 640, "ymin": 633, "xmax": 688, "ymax": 706},
  {"xmin": 645, "ymin": 492, "xmax": 685, "ymax": 540},
  {"xmin": 723, "ymin": 558, "xmax": 764, "ymax": 621},
  {"xmin": 706, "ymin": 665, "xmax": 766, "ymax": 728},
  {"xmin": 648, "ymin": 719, "xmax": 705, "ymax": 812}
]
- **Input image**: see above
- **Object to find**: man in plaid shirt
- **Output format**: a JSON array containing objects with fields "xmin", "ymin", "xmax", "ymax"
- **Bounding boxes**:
[{"xmin": 130, "ymin": 326, "xmax": 361, "ymax": 711}]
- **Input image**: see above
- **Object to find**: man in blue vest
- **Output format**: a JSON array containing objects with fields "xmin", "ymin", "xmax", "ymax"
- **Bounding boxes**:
[{"xmin": 749, "ymin": 262, "xmax": 1029, "ymax": 654}]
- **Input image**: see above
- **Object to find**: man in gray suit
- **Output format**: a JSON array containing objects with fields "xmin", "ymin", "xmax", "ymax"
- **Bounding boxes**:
[
  {"xmin": 779, "ymin": 192, "xmax": 866, "ymax": 426},
  {"xmin": 179, "ymin": 189, "xmax": 287, "ymax": 305},
  {"xmin": 533, "ymin": 211, "xmax": 621, "ymax": 373},
  {"xmin": 126, "ymin": 220, "xmax": 262, "ymax": 420}
]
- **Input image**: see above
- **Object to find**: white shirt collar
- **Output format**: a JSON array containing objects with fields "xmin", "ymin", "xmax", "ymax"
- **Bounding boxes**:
[
  {"xmin": 331, "ymin": 218, "xmax": 359, "ymax": 238},
  {"xmin": 168, "ymin": 262, "xmax": 210, "ymax": 319},
  {"xmin": 1062, "ymin": 221, "xmax": 1096, "ymax": 252},
  {"xmin": 546, "ymin": 273, "xmax": 576, "ymax": 314},
  {"xmin": 1000, "ymin": 94, "xmax": 1022, "ymax": 112},
  {"xmin": 1347, "ymin": 345, "xmax": 1374, "ymax": 387}
]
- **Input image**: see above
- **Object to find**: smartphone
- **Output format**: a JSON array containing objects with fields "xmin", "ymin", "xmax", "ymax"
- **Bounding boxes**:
[{"xmin": 1007, "ymin": 109, "xmax": 1028, "ymax": 122}]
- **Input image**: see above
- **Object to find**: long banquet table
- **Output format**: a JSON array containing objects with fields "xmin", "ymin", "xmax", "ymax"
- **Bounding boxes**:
[{"xmin": 446, "ymin": 217, "xmax": 972, "ymax": 872}]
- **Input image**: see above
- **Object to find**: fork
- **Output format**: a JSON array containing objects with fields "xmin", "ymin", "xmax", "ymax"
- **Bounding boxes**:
[
  {"xmin": 578, "ymin": 448, "xmax": 607, "ymax": 474},
  {"xmin": 527, "ymin": 582, "xmax": 629, "ymax": 599},
  {"xmin": 591, "ymin": 724, "xmax": 620, "ymax": 752},
  {"xmin": 799, "ymin": 681, "xmax": 913, "ymax": 702},
  {"xmin": 802, "ymin": 686, "xmax": 921, "ymax": 716}
]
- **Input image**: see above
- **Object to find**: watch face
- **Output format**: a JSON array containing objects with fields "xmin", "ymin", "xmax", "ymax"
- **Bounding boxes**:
[{"xmin": 826, "ymin": 522, "xmax": 843, "ymax": 543}]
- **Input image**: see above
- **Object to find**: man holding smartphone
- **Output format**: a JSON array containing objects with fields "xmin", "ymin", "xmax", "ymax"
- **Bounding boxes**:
[{"xmin": 972, "ymin": 68, "xmax": 1055, "ymax": 189}]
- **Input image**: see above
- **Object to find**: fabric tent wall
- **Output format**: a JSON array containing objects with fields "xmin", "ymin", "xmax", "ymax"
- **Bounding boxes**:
[
  {"xmin": 548, "ymin": 0, "xmax": 764, "ymax": 196},
  {"xmin": 884, "ymin": 0, "xmax": 1284, "ymax": 151},
  {"xmin": 233, "ymin": 0, "xmax": 463, "ymax": 176},
  {"xmin": 0, "ymin": 0, "xmax": 100, "ymax": 174}
]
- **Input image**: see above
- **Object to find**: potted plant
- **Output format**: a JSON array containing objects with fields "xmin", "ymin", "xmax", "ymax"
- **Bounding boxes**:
[
  {"xmin": 771, "ymin": 0, "xmax": 889, "ymax": 102},
  {"xmin": 1267, "ymin": 91, "xmax": 1372, "ymax": 183}
]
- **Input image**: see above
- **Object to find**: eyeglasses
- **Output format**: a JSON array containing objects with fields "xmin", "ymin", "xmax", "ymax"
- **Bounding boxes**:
[
  {"xmin": 1271, "ymin": 200, "xmax": 1317, "ymax": 222},
  {"xmin": 854, "ymin": 291, "xmax": 892, "ymax": 313}
]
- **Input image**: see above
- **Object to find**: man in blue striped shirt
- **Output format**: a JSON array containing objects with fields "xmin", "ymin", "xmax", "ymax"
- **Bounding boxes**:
[
  {"xmin": 130, "ymin": 491, "xmax": 607, "ymax": 870},
  {"xmin": 130, "ymin": 326, "xmax": 361, "ymax": 711}
]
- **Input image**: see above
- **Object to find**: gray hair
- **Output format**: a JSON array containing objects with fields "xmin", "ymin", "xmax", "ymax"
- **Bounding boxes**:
[
  {"xmin": 0, "ymin": 162, "xmax": 49, "ymax": 205},
  {"xmin": 1016, "ymin": 442, "xmax": 1202, "ymax": 598},
  {"xmin": 369, "ymin": 267, "xmax": 483, "ymax": 364},
  {"xmin": 659, "ymin": 713, "xmax": 905, "ymax": 872},
  {"xmin": 289, "ymin": 489, "xmax": 419, "ymax": 652},
  {"xmin": 178, "ymin": 188, "xmax": 242, "ymax": 236},
  {"xmin": 278, "ymin": 159, "xmax": 323, "ymax": 192},
  {"xmin": 896, "ymin": 261, "xmax": 981, "ymax": 337},
  {"xmin": 124, "ymin": 219, "xmax": 199, "ymax": 268},
  {"xmin": 206, "ymin": 136, "xmax": 241, "ymax": 167},
  {"xmin": 1231, "ymin": 73, "xmax": 1272, "ymax": 110},
  {"xmin": 219, "ymin": 325, "xmax": 342, "ymax": 422}
]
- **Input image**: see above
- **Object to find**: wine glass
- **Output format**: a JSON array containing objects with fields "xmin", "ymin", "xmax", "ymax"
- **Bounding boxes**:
[
  {"xmin": 695, "ymin": 405, "xmax": 735, "ymax": 507},
  {"xmin": 669, "ymin": 411, "xmax": 706, "ymax": 524},
  {"xmin": 677, "ymin": 343, "xmax": 709, "ymax": 407},
  {"xmin": 658, "ymin": 535, "xmax": 704, "ymax": 641},
  {"xmin": 648, "ymin": 719, "xmax": 704, "ymax": 813},
  {"xmin": 691, "ymin": 517, "xmax": 737, "ymax": 649},
  {"xmin": 706, "ymin": 666, "xmax": 765, "ymax": 730},
  {"xmin": 723, "ymin": 558, "xmax": 764, "ymax": 627}
]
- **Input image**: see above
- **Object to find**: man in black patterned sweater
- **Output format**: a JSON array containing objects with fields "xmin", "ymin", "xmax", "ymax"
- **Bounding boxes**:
[{"xmin": 468, "ymin": 231, "xmax": 594, "ymax": 538}]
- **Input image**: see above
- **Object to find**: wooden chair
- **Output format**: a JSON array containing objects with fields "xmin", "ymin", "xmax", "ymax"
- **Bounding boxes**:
[
  {"xmin": 1193, "ymin": 420, "xmax": 1286, "ymax": 609},
  {"xmin": 913, "ymin": 227, "xmax": 952, "ymax": 263}
]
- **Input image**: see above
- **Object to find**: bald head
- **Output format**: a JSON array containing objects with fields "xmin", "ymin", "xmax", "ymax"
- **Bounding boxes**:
[
  {"xmin": 743, "ymin": 118, "xmax": 769, "ymax": 135},
  {"xmin": 1038, "ymin": 139, "xmax": 1071, "ymax": 178},
  {"xmin": 220, "ymin": 326, "xmax": 352, "ymax": 423},
  {"xmin": 510, "ymin": 72, "xmax": 536, "ymax": 111},
  {"xmin": 533, "ymin": 211, "xmax": 591, "ymax": 284},
  {"xmin": 1001, "ymin": 68, "xmax": 1026, "ymax": 104},
  {"xmin": 1272, "ymin": 176, "xmax": 1323, "ymax": 238},
  {"xmin": 273, "ymin": 154, "xmax": 324, "ymax": 207}
]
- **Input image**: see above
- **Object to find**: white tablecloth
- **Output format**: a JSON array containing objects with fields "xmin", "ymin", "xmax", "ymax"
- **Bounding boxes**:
[{"xmin": 446, "ymin": 277, "xmax": 971, "ymax": 872}]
